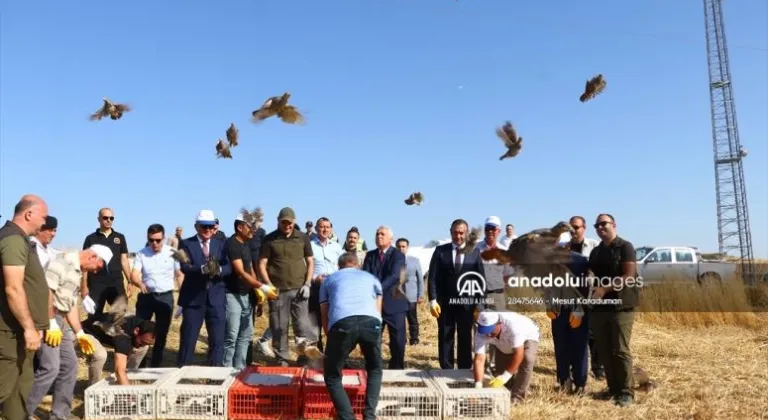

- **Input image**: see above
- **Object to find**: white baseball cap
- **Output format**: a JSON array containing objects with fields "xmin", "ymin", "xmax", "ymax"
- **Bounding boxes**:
[
  {"xmin": 195, "ymin": 209, "xmax": 217, "ymax": 226},
  {"xmin": 89, "ymin": 244, "xmax": 113, "ymax": 270},
  {"xmin": 476, "ymin": 311, "xmax": 500, "ymax": 335},
  {"xmin": 484, "ymin": 216, "xmax": 501, "ymax": 228}
]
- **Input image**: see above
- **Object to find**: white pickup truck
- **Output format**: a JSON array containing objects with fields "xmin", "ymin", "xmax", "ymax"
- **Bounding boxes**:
[{"xmin": 635, "ymin": 245, "xmax": 737, "ymax": 284}]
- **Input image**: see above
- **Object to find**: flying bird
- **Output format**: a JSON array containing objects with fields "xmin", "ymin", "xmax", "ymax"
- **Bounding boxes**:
[
  {"xmin": 170, "ymin": 248, "xmax": 191, "ymax": 265},
  {"xmin": 239, "ymin": 206, "xmax": 265, "ymax": 227},
  {"xmin": 89, "ymin": 97, "xmax": 132, "ymax": 121},
  {"xmin": 404, "ymin": 192, "xmax": 424, "ymax": 206},
  {"xmin": 580, "ymin": 74, "xmax": 607, "ymax": 103},
  {"xmin": 215, "ymin": 139, "xmax": 232, "ymax": 159},
  {"xmin": 461, "ymin": 225, "xmax": 483, "ymax": 255},
  {"xmin": 480, "ymin": 221, "xmax": 575, "ymax": 279},
  {"xmin": 226, "ymin": 123, "xmax": 239, "ymax": 147},
  {"xmin": 392, "ymin": 266, "xmax": 409, "ymax": 299},
  {"xmin": 496, "ymin": 121, "xmax": 522, "ymax": 160},
  {"xmin": 251, "ymin": 92, "xmax": 304, "ymax": 124}
]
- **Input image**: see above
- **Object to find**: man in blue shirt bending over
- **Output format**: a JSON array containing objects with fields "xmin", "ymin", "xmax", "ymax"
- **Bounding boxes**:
[{"xmin": 319, "ymin": 252, "xmax": 383, "ymax": 420}]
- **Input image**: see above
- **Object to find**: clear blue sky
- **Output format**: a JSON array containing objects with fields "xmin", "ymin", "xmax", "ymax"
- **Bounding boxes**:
[{"xmin": 1, "ymin": 0, "xmax": 766, "ymax": 257}]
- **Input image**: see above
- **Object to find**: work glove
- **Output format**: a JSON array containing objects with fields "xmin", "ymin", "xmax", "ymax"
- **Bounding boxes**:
[
  {"xmin": 569, "ymin": 307, "xmax": 584, "ymax": 329},
  {"xmin": 255, "ymin": 289, "xmax": 266, "ymax": 305},
  {"xmin": 488, "ymin": 371, "xmax": 513, "ymax": 388},
  {"xmin": 259, "ymin": 284, "xmax": 279, "ymax": 300},
  {"xmin": 297, "ymin": 285, "xmax": 311, "ymax": 300},
  {"xmin": 45, "ymin": 318, "xmax": 63, "ymax": 347},
  {"xmin": 474, "ymin": 381, "xmax": 483, "ymax": 389},
  {"xmin": 82, "ymin": 296, "xmax": 96, "ymax": 315},
  {"xmin": 429, "ymin": 299, "xmax": 442, "ymax": 318},
  {"xmin": 76, "ymin": 330, "xmax": 96, "ymax": 356},
  {"xmin": 546, "ymin": 309, "xmax": 558, "ymax": 320},
  {"xmin": 429, "ymin": 300, "xmax": 441, "ymax": 318}
]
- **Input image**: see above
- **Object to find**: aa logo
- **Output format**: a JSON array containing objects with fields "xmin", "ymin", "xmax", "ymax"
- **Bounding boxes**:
[{"xmin": 456, "ymin": 271, "xmax": 486, "ymax": 297}]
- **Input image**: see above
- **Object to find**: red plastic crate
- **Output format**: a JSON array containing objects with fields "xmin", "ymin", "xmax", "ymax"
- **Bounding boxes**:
[
  {"xmin": 302, "ymin": 368, "xmax": 367, "ymax": 420},
  {"xmin": 227, "ymin": 366, "xmax": 304, "ymax": 420}
]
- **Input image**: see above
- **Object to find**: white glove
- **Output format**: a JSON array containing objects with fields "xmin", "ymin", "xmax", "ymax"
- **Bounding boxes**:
[
  {"xmin": 474, "ymin": 381, "xmax": 483, "ymax": 389},
  {"xmin": 82, "ymin": 296, "xmax": 96, "ymax": 315},
  {"xmin": 297, "ymin": 285, "xmax": 311, "ymax": 300},
  {"xmin": 259, "ymin": 284, "xmax": 278, "ymax": 299},
  {"xmin": 174, "ymin": 306, "xmax": 183, "ymax": 319}
]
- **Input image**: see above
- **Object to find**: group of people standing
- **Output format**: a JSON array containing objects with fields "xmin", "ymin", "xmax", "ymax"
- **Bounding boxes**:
[{"xmin": 0, "ymin": 193, "xmax": 640, "ymax": 420}]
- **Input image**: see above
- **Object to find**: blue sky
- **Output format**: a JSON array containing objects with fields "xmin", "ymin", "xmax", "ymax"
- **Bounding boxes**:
[{"xmin": 1, "ymin": 0, "xmax": 766, "ymax": 257}]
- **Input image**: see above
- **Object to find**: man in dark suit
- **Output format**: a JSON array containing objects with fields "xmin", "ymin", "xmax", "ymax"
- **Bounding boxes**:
[
  {"xmin": 427, "ymin": 218, "xmax": 486, "ymax": 369},
  {"xmin": 175, "ymin": 210, "xmax": 232, "ymax": 367},
  {"xmin": 362, "ymin": 226, "xmax": 407, "ymax": 369}
]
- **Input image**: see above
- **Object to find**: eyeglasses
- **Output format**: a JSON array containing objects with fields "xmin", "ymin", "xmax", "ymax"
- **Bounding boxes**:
[
  {"xmin": 147, "ymin": 238, "xmax": 163, "ymax": 244},
  {"xmin": 594, "ymin": 221, "xmax": 611, "ymax": 229},
  {"xmin": 101, "ymin": 216, "xmax": 114, "ymax": 221}
]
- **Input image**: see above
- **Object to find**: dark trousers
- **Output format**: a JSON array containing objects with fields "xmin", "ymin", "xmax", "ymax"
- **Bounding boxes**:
[
  {"xmin": 551, "ymin": 308, "xmax": 590, "ymax": 387},
  {"xmin": 437, "ymin": 306, "xmax": 474, "ymax": 369},
  {"xmin": 135, "ymin": 291, "xmax": 174, "ymax": 367},
  {"xmin": 177, "ymin": 299, "xmax": 226, "ymax": 367},
  {"xmin": 0, "ymin": 330, "xmax": 35, "ymax": 420},
  {"xmin": 406, "ymin": 302, "xmax": 419, "ymax": 341},
  {"xmin": 309, "ymin": 282, "xmax": 324, "ymax": 352},
  {"xmin": 83, "ymin": 283, "xmax": 124, "ymax": 330},
  {"xmin": 589, "ymin": 329, "xmax": 603, "ymax": 374},
  {"xmin": 324, "ymin": 316, "xmax": 382, "ymax": 420},
  {"xmin": 382, "ymin": 311, "xmax": 406, "ymax": 369},
  {"xmin": 591, "ymin": 310, "xmax": 635, "ymax": 398}
]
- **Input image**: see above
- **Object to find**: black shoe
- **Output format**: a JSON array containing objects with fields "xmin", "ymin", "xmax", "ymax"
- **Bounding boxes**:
[
  {"xmin": 409, "ymin": 338, "xmax": 420, "ymax": 345},
  {"xmin": 593, "ymin": 370, "xmax": 605, "ymax": 380}
]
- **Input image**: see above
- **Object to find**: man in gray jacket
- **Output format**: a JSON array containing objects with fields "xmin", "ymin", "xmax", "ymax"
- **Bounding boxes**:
[{"xmin": 396, "ymin": 238, "xmax": 423, "ymax": 345}]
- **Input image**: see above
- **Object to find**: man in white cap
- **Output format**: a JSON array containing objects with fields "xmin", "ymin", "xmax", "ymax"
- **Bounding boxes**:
[
  {"xmin": 176, "ymin": 209, "xmax": 232, "ymax": 367},
  {"xmin": 472, "ymin": 311, "xmax": 540, "ymax": 403},
  {"xmin": 26, "ymin": 245, "xmax": 108, "ymax": 419},
  {"xmin": 474, "ymin": 216, "xmax": 515, "ymax": 373}
]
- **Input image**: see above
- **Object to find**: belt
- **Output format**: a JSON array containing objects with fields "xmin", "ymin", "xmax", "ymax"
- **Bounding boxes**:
[{"xmin": 145, "ymin": 290, "xmax": 173, "ymax": 296}]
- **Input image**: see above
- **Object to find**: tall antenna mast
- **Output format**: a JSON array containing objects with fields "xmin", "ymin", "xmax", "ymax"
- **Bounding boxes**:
[{"xmin": 703, "ymin": 0, "xmax": 755, "ymax": 284}]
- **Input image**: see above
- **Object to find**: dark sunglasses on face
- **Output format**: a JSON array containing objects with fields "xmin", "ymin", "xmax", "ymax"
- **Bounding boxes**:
[
  {"xmin": 147, "ymin": 238, "xmax": 163, "ymax": 244},
  {"xmin": 594, "ymin": 221, "xmax": 611, "ymax": 229},
  {"xmin": 102, "ymin": 216, "xmax": 114, "ymax": 221},
  {"xmin": 571, "ymin": 225, "xmax": 583, "ymax": 230},
  {"xmin": 198, "ymin": 225, "xmax": 215, "ymax": 230}
]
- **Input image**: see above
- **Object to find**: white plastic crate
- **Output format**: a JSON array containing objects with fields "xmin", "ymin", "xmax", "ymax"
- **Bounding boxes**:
[
  {"xmin": 427, "ymin": 369, "xmax": 511, "ymax": 420},
  {"xmin": 84, "ymin": 367, "xmax": 178, "ymax": 420},
  {"xmin": 375, "ymin": 369, "xmax": 443, "ymax": 420},
  {"xmin": 155, "ymin": 366, "xmax": 238, "ymax": 420}
]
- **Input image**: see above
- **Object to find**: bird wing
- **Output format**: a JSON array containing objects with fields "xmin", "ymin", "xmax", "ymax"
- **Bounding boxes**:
[
  {"xmin": 89, "ymin": 105, "xmax": 108, "ymax": 121},
  {"xmin": 277, "ymin": 105, "xmax": 305, "ymax": 124},
  {"xmin": 496, "ymin": 123, "xmax": 517, "ymax": 147},
  {"xmin": 413, "ymin": 192, "xmax": 424, "ymax": 204},
  {"xmin": 252, "ymin": 107, "xmax": 276, "ymax": 122},
  {"xmin": 226, "ymin": 123, "xmax": 239, "ymax": 146},
  {"xmin": 115, "ymin": 103, "xmax": 131, "ymax": 112},
  {"xmin": 171, "ymin": 248, "xmax": 191, "ymax": 265},
  {"xmin": 481, "ymin": 229, "xmax": 573, "ymax": 278}
]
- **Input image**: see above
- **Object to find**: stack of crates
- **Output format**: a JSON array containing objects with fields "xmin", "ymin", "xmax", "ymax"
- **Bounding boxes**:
[
  {"xmin": 155, "ymin": 366, "xmax": 238, "ymax": 420},
  {"xmin": 227, "ymin": 366, "xmax": 304, "ymax": 419},
  {"xmin": 427, "ymin": 369, "xmax": 511, "ymax": 420},
  {"xmin": 302, "ymin": 368, "xmax": 367, "ymax": 419},
  {"xmin": 375, "ymin": 369, "xmax": 443, "ymax": 420},
  {"xmin": 84, "ymin": 368, "xmax": 178, "ymax": 420}
]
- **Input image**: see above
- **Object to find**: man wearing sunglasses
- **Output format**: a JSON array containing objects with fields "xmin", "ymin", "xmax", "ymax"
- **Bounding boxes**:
[
  {"xmin": 129, "ymin": 224, "xmax": 182, "ymax": 368},
  {"xmin": 587, "ymin": 213, "xmax": 639, "ymax": 408},
  {"xmin": 80, "ymin": 208, "xmax": 132, "ymax": 328},
  {"xmin": 175, "ymin": 210, "xmax": 233, "ymax": 367},
  {"xmin": 472, "ymin": 311, "xmax": 539, "ymax": 403}
]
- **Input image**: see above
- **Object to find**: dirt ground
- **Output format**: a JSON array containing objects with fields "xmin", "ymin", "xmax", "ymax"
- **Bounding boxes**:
[{"xmin": 33, "ymin": 291, "xmax": 768, "ymax": 420}]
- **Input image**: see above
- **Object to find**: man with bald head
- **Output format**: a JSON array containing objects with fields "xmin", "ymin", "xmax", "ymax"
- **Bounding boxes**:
[
  {"xmin": 362, "ymin": 226, "xmax": 407, "ymax": 369},
  {"xmin": 0, "ymin": 194, "xmax": 50, "ymax": 419}
]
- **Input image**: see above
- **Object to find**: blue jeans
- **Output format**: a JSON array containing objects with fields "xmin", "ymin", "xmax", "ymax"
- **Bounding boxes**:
[
  {"xmin": 223, "ymin": 292, "xmax": 254, "ymax": 369},
  {"xmin": 324, "ymin": 315, "xmax": 383, "ymax": 420}
]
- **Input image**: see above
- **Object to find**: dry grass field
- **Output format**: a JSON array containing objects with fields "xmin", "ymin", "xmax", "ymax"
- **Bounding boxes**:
[{"xmin": 34, "ymin": 268, "xmax": 768, "ymax": 420}]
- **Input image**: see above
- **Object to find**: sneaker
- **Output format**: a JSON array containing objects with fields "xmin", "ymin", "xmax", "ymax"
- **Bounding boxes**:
[{"xmin": 257, "ymin": 340, "xmax": 275, "ymax": 358}]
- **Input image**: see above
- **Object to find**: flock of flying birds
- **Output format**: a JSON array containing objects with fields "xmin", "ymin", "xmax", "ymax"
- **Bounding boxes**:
[{"xmin": 88, "ymin": 74, "xmax": 607, "ymax": 209}]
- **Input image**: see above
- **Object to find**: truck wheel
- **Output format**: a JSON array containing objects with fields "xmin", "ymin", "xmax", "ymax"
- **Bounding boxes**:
[{"xmin": 698, "ymin": 272, "xmax": 721, "ymax": 285}]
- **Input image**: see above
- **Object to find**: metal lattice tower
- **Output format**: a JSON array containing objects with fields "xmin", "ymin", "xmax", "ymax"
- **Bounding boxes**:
[{"xmin": 703, "ymin": 0, "xmax": 756, "ymax": 284}]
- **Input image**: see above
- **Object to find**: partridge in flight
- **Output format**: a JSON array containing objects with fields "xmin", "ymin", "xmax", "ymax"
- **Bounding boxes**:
[
  {"xmin": 226, "ymin": 123, "xmax": 239, "ymax": 147},
  {"xmin": 496, "ymin": 121, "xmax": 522, "ymax": 160},
  {"xmin": 404, "ymin": 192, "xmax": 424, "ymax": 206},
  {"xmin": 580, "ymin": 74, "xmax": 607, "ymax": 103},
  {"xmin": 89, "ymin": 97, "xmax": 132, "ymax": 121},
  {"xmin": 216, "ymin": 139, "xmax": 232, "ymax": 159},
  {"xmin": 252, "ymin": 92, "xmax": 305, "ymax": 125}
]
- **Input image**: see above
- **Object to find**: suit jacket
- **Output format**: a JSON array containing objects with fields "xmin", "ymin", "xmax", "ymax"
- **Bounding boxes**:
[
  {"xmin": 427, "ymin": 243, "xmax": 486, "ymax": 310},
  {"xmin": 177, "ymin": 235, "xmax": 232, "ymax": 308},
  {"xmin": 362, "ymin": 246, "xmax": 407, "ymax": 314}
]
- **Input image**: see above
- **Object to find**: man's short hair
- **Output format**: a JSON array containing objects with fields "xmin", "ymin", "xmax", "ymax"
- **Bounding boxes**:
[
  {"xmin": 597, "ymin": 213, "xmax": 615, "ymax": 223},
  {"xmin": 147, "ymin": 224, "xmax": 165, "ymax": 235},
  {"xmin": 137, "ymin": 320, "xmax": 156, "ymax": 335},
  {"xmin": 451, "ymin": 219, "xmax": 468, "ymax": 231},
  {"xmin": 338, "ymin": 252, "xmax": 359, "ymax": 267},
  {"xmin": 396, "ymin": 238, "xmax": 409, "ymax": 246}
]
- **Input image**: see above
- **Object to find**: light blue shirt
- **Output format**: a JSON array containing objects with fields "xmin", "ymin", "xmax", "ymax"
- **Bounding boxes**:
[
  {"xmin": 319, "ymin": 267, "xmax": 382, "ymax": 330},
  {"xmin": 311, "ymin": 237, "xmax": 345, "ymax": 279},
  {"xmin": 403, "ymin": 255, "xmax": 423, "ymax": 303},
  {"xmin": 132, "ymin": 245, "xmax": 180, "ymax": 293}
]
